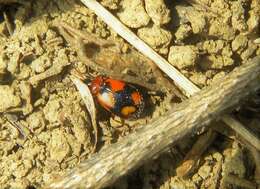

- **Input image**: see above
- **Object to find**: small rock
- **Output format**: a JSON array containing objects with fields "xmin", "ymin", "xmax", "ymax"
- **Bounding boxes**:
[
  {"xmin": 199, "ymin": 55, "xmax": 234, "ymax": 70},
  {"xmin": 170, "ymin": 177, "xmax": 197, "ymax": 189},
  {"xmin": 231, "ymin": 1, "xmax": 248, "ymax": 32},
  {"xmin": 247, "ymin": 8, "xmax": 260, "ymax": 32},
  {"xmin": 231, "ymin": 34, "xmax": 248, "ymax": 53},
  {"xmin": 223, "ymin": 145, "xmax": 245, "ymax": 177},
  {"xmin": 188, "ymin": 11, "xmax": 206, "ymax": 34},
  {"xmin": 12, "ymin": 159, "xmax": 33, "ymax": 179},
  {"xmin": 0, "ymin": 53, "xmax": 8, "ymax": 76},
  {"xmin": 175, "ymin": 24, "xmax": 192, "ymax": 42},
  {"xmin": 49, "ymin": 129, "xmax": 71, "ymax": 163},
  {"xmin": 189, "ymin": 73, "xmax": 207, "ymax": 87},
  {"xmin": 168, "ymin": 45, "xmax": 198, "ymax": 69},
  {"xmin": 198, "ymin": 165, "xmax": 212, "ymax": 180},
  {"xmin": 192, "ymin": 173, "xmax": 203, "ymax": 186},
  {"xmin": 117, "ymin": 0, "xmax": 150, "ymax": 28},
  {"xmin": 138, "ymin": 25, "xmax": 172, "ymax": 54},
  {"xmin": 202, "ymin": 40, "xmax": 225, "ymax": 54},
  {"xmin": 100, "ymin": 0, "xmax": 120, "ymax": 10},
  {"xmin": 212, "ymin": 151, "xmax": 223, "ymax": 162},
  {"xmin": 7, "ymin": 52, "xmax": 20, "ymax": 74},
  {"xmin": 30, "ymin": 55, "xmax": 52, "ymax": 73},
  {"xmin": 43, "ymin": 96, "xmax": 61, "ymax": 124},
  {"xmin": 209, "ymin": 20, "xmax": 236, "ymax": 41},
  {"xmin": 211, "ymin": 71, "xmax": 226, "ymax": 84},
  {"xmin": 240, "ymin": 41, "xmax": 257, "ymax": 60},
  {"xmin": 144, "ymin": 0, "xmax": 170, "ymax": 25},
  {"xmin": 26, "ymin": 111, "xmax": 46, "ymax": 132},
  {"xmin": 0, "ymin": 85, "xmax": 21, "ymax": 112}
]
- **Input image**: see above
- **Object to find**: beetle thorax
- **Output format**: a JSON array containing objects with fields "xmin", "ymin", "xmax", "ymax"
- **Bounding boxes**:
[{"xmin": 89, "ymin": 76, "xmax": 104, "ymax": 95}]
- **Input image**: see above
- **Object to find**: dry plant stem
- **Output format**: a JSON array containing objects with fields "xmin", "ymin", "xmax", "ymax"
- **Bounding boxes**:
[
  {"xmin": 79, "ymin": 0, "xmax": 260, "ymax": 150},
  {"xmin": 3, "ymin": 11, "xmax": 13, "ymax": 35},
  {"xmin": 176, "ymin": 129, "xmax": 217, "ymax": 177},
  {"xmin": 47, "ymin": 56, "xmax": 260, "ymax": 189}
]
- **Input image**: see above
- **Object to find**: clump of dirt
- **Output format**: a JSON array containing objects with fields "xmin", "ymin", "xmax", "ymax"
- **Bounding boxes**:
[{"xmin": 0, "ymin": 0, "xmax": 259, "ymax": 188}]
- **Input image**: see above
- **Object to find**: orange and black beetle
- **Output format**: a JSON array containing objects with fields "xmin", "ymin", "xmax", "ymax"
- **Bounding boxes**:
[{"xmin": 89, "ymin": 76, "xmax": 145, "ymax": 119}]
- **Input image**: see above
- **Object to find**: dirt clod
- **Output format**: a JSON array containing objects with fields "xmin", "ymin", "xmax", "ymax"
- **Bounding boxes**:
[
  {"xmin": 168, "ymin": 45, "xmax": 198, "ymax": 69},
  {"xmin": 0, "ymin": 85, "xmax": 21, "ymax": 112},
  {"xmin": 117, "ymin": 0, "xmax": 150, "ymax": 28},
  {"xmin": 144, "ymin": 0, "xmax": 170, "ymax": 26},
  {"xmin": 138, "ymin": 25, "xmax": 172, "ymax": 55}
]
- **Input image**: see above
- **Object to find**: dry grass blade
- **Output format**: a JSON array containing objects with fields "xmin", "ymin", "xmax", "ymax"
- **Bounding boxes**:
[
  {"xmin": 70, "ymin": 75, "xmax": 98, "ymax": 152},
  {"xmin": 79, "ymin": 0, "xmax": 260, "ymax": 151}
]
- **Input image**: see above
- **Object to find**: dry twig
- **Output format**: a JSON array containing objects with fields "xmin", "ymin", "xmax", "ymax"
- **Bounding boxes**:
[{"xmin": 46, "ymin": 56, "xmax": 260, "ymax": 189}]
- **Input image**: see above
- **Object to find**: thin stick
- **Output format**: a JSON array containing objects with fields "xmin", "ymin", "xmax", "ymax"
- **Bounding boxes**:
[
  {"xmin": 46, "ymin": 56, "xmax": 260, "ymax": 189},
  {"xmin": 79, "ymin": 0, "xmax": 260, "ymax": 153}
]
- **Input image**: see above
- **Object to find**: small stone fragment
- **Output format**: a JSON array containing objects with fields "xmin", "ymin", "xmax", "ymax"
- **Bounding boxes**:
[
  {"xmin": 188, "ymin": 11, "xmax": 206, "ymax": 34},
  {"xmin": 7, "ymin": 52, "xmax": 20, "ymax": 75},
  {"xmin": 198, "ymin": 164, "xmax": 212, "ymax": 180},
  {"xmin": 144, "ymin": 0, "xmax": 170, "ymax": 25},
  {"xmin": 99, "ymin": 0, "xmax": 120, "ymax": 10},
  {"xmin": 231, "ymin": 34, "xmax": 248, "ymax": 53},
  {"xmin": 30, "ymin": 55, "xmax": 52, "ymax": 73},
  {"xmin": 211, "ymin": 71, "xmax": 226, "ymax": 84},
  {"xmin": 138, "ymin": 25, "xmax": 172, "ymax": 54},
  {"xmin": 0, "ymin": 85, "xmax": 21, "ymax": 112},
  {"xmin": 19, "ymin": 81, "xmax": 33, "ymax": 115},
  {"xmin": 12, "ymin": 159, "xmax": 33, "ymax": 179},
  {"xmin": 231, "ymin": 1, "xmax": 248, "ymax": 32},
  {"xmin": 0, "ymin": 53, "xmax": 8, "ymax": 79},
  {"xmin": 175, "ymin": 24, "xmax": 192, "ymax": 42},
  {"xmin": 241, "ymin": 41, "xmax": 257, "ymax": 60},
  {"xmin": 117, "ymin": 0, "xmax": 150, "ymax": 28},
  {"xmin": 170, "ymin": 177, "xmax": 197, "ymax": 189},
  {"xmin": 212, "ymin": 151, "xmax": 223, "ymax": 162},
  {"xmin": 209, "ymin": 20, "xmax": 236, "ymax": 41},
  {"xmin": 168, "ymin": 45, "xmax": 198, "ymax": 69},
  {"xmin": 49, "ymin": 129, "xmax": 71, "ymax": 163},
  {"xmin": 26, "ymin": 111, "xmax": 46, "ymax": 132},
  {"xmin": 43, "ymin": 96, "xmax": 61, "ymax": 124},
  {"xmin": 190, "ymin": 73, "xmax": 207, "ymax": 87},
  {"xmin": 221, "ymin": 142, "xmax": 246, "ymax": 188},
  {"xmin": 247, "ymin": 6, "xmax": 260, "ymax": 32},
  {"xmin": 202, "ymin": 40, "xmax": 225, "ymax": 54},
  {"xmin": 199, "ymin": 55, "xmax": 234, "ymax": 70}
]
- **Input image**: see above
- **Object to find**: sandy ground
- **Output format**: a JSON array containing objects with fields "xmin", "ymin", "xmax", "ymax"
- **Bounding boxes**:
[{"xmin": 0, "ymin": 0, "xmax": 259, "ymax": 188}]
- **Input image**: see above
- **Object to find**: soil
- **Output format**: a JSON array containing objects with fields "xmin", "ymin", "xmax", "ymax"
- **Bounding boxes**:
[{"xmin": 0, "ymin": 0, "xmax": 259, "ymax": 188}]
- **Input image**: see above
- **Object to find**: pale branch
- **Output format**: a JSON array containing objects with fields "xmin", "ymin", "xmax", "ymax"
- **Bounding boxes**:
[{"xmin": 47, "ymin": 56, "xmax": 260, "ymax": 189}]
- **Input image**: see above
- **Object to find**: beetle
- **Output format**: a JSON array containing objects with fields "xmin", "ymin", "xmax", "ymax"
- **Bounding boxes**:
[{"xmin": 89, "ymin": 75, "xmax": 145, "ymax": 119}]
